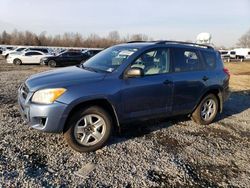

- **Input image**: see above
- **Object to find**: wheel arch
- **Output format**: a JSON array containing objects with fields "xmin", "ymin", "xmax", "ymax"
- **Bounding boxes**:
[
  {"xmin": 64, "ymin": 98, "xmax": 120, "ymax": 133},
  {"xmin": 13, "ymin": 58, "xmax": 22, "ymax": 64},
  {"xmin": 193, "ymin": 87, "xmax": 223, "ymax": 114}
]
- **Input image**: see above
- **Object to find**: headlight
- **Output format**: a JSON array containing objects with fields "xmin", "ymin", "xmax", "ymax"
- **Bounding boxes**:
[{"xmin": 31, "ymin": 88, "xmax": 66, "ymax": 104}]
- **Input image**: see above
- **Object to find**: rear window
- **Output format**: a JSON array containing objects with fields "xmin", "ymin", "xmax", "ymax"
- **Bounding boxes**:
[{"xmin": 202, "ymin": 51, "xmax": 216, "ymax": 69}]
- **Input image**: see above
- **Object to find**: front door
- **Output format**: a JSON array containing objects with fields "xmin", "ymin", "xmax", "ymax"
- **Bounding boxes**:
[{"xmin": 120, "ymin": 48, "xmax": 174, "ymax": 121}]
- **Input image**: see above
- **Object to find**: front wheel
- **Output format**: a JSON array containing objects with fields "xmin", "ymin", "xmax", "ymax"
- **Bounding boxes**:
[
  {"xmin": 192, "ymin": 94, "xmax": 218, "ymax": 125},
  {"xmin": 63, "ymin": 106, "xmax": 113, "ymax": 152}
]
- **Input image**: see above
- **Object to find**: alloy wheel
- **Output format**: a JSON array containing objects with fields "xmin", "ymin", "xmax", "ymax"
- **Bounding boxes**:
[{"xmin": 74, "ymin": 114, "xmax": 106, "ymax": 146}]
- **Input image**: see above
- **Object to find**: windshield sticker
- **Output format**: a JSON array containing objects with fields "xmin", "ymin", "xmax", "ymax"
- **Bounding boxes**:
[
  {"xmin": 118, "ymin": 50, "xmax": 136, "ymax": 56},
  {"xmin": 106, "ymin": 68, "xmax": 114, "ymax": 72}
]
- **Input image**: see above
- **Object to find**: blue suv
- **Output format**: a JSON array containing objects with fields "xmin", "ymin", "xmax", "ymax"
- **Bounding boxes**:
[{"xmin": 18, "ymin": 41, "xmax": 230, "ymax": 152}]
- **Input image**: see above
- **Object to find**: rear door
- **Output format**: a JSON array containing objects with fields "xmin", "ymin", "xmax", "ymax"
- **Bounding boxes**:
[
  {"xmin": 31, "ymin": 52, "xmax": 44, "ymax": 64},
  {"xmin": 22, "ymin": 52, "xmax": 39, "ymax": 64},
  {"xmin": 68, "ymin": 52, "xmax": 83, "ymax": 65},
  {"xmin": 170, "ymin": 47, "xmax": 207, "ymax": 115},
  {"xmin": 57, "ymin": 52, "xmax": 72, "ymax": 66},
  {"xmin": 120, "ymin": 48, "xmax": 174, "ymax": 121}
]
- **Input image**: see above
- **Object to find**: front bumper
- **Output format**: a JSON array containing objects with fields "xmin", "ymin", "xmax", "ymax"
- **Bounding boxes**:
[
  {"xmin": 6, "ymin": 58, "xmax": 14, "ymax": 64},
  {"xmin": 18, "ymin": 84, "xmax": 68, "ymax": 133}
]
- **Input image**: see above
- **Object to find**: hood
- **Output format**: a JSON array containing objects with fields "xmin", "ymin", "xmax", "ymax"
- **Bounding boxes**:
[
  {"xmin": 43, "ymin": 54, "xmax": 54, "ymax": 58},
  {"xmin": 26, "ymin": 66, "xmax": 106, "ymax": 91}
]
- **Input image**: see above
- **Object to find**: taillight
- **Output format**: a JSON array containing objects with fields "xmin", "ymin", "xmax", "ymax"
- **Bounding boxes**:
[{"xmin": 223, "ymin": 68, "xmax": 230, "ymax": 78}]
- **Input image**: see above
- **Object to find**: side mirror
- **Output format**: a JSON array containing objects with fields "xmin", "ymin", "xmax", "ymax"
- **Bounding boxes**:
[{"xmin": 125, "ymin": 67, "xmax": 144, "ymax": 78}]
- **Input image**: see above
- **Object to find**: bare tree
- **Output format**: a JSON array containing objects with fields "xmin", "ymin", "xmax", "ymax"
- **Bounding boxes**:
[
  {"xmin": 237, "ymin": 29, "xmax": 250, "ymax": 48},
  {"xmin": 107, "ymin": 31, "xmax": 120, "ymax": 42},
  {"xmin": 0, "ymin": 29, "xmax": 152, "ymax": 48},
  {"xmin": 1, "ymin": 30, "xmax": 11, "ymax": 44},
  {"xmin": 130, "ymin": 33, "xmax": 149, "ymax": 41}
]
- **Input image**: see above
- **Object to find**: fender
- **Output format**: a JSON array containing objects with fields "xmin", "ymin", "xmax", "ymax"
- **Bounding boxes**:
[
  {"xmin": 192, "ymin": 85, "xmax": 223, "ymax": 113},
  {"xmin": 60, "ymin": 96, "xmax": 121, "ymax": 131}
]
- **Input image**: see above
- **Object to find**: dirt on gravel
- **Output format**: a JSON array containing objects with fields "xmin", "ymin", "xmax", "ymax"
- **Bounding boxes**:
[{"xmin": 0, "ymin": 59, "xmax": 249, "ymax": 187}]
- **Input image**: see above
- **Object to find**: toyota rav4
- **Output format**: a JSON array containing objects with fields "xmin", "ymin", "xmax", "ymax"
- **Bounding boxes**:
[{"xmin": 18, "ymin": 41, "xmax": 230, "ymax": 152}]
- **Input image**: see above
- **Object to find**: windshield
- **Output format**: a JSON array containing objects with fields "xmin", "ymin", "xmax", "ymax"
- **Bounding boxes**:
[{"xmin": 82, "ymin": 46, "xmax": 138, "ymax": 72}]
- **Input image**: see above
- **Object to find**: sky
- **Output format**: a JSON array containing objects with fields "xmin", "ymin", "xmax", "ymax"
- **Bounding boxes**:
[{"xmin": 0, "ymin": 0, "xmax": 249, "ymax": 47}]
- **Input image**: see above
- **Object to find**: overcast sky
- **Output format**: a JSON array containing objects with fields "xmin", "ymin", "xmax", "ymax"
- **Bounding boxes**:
[{"xmin": 0, "ymin": 0, "xmax": 249, "ymax": 47}]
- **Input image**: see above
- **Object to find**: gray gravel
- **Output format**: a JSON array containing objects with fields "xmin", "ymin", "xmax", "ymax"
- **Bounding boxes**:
[{"xmin": 0, "ymin": 59, "xmax": 249, "ymax": 187}]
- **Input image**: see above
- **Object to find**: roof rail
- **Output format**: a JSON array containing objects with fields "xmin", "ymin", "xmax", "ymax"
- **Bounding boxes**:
[
  {"xmin": 127, "ymin": 40, "xmax": 157, "ymax": 43},
  {"xmin": 156, "ymin": 40, "xmax": 214, "ymax": 49},
  {"xmin": 127, "ymin": 41, "xmax": 151, "ymax": 43}
]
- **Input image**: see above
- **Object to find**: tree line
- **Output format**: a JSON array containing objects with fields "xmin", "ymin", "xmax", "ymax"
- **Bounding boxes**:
[
  {"xmin": 0, "ymin": 28, "xmax": 249, "ymax": 48},
  {"xmin": 0, "ymin": 30, "xmax": 150, "ymax": 48}
]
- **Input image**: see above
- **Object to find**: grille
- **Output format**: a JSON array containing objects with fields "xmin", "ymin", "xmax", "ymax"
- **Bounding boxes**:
[{"xmin": 21, "ymin": 84, "xmax": 29, "ymax": 100}]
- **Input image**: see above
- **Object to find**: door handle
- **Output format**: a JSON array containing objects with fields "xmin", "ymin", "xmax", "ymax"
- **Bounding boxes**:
[
  {"xmin": 163, "ymin": 79, "xmax": 173, "ymax": 85},
  {"xmin": 202, "ymin": 76, "xmax": 209, "ymax": 81}
]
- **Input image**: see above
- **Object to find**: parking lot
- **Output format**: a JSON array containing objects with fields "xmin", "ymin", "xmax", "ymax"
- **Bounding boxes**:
[{"xmin": 0, "ymin": 58, "xmax": 249, "ymax": 187}]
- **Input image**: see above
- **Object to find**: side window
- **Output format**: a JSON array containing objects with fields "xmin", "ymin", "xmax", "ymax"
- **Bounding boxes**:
[
  {"xmin": 41, "ymin": 49, "xmax": 48, "ymax": 53},
  {"xmin": 25, "ymin": 52, "xmax": 33, "ymax": 56},
  {"xmin": 62, "ymin": 52, "xmax": 70, "ymax": 57},
  {"xmin": 131, "ymin": 49, "xmax": 170, "ymax": 76},
  {"xmin": 172, "ymin": 48, "xmax": 202, "ymax": 72},
  {"xmin": 68, "ymin": 52, "xmax": 75, "ymax": 56},
  {"xmin": 71, "ymin": 52, "xmax": 81, "ymax": 56},
  {"xmin": 202, "ymin": 51, "xmax": 216, "ymax": 69},
  {"xmin": 32, "ymin": 52, "xmax": 42, "ymax": 55},
  {"xmin": 25, "ymin": 52, "xmax": 42, "ymax": 56}
]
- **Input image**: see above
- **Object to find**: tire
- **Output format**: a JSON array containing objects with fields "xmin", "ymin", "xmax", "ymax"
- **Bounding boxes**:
[
  {"xmin": 14, "ymin": 59, "xmax": 22, "ymax": 65},
  {"xmin": 48, "ymin": 60, "xmax": 57, "ymax": 67},
  {"xmin": 191, "ymin": 94, "xmax": 218, "ymax": 125},
  {"xmin": 63, "ymin": 106, "xmax": 113, "ymax": 152}
]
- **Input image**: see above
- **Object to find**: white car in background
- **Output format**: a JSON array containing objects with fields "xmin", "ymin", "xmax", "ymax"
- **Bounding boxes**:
[
  {"xmin": 7, "ymin": 51, "xmax": 52, "ymax": 65},
  {"xmin": 2, "ymin": 47, "xmax": 27, "ymax": 58}
]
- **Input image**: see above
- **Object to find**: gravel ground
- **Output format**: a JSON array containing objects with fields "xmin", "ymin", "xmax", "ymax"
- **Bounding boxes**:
[{"xmin": 0, "ymin": 59, "xmax": 249, "ymax": 187}]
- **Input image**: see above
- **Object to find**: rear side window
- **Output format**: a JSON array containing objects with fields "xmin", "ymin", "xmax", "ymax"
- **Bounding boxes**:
[
  {"xmin": 172, "ymin": 48, "xmax": 202, "ymax": 72},
  {"xmin": 202, "ymin": 51, "xmax": 217, "ymax": 69}
]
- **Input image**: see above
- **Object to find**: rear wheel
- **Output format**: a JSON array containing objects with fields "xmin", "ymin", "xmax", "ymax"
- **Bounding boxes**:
[
  {"xmin": 48, "ymin": 60, "xmax": 57, "ymax": 67},
  {"xmin": 192, "ymin": 94, "xmax": 218, "ymax": 125},
  {"xmin": 63, "ymin": 106, "xmax": 113, "ymax": 152},
  {"xmin": 14, "ymin": 59, "xmax": 22, "ymax": 65}
]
